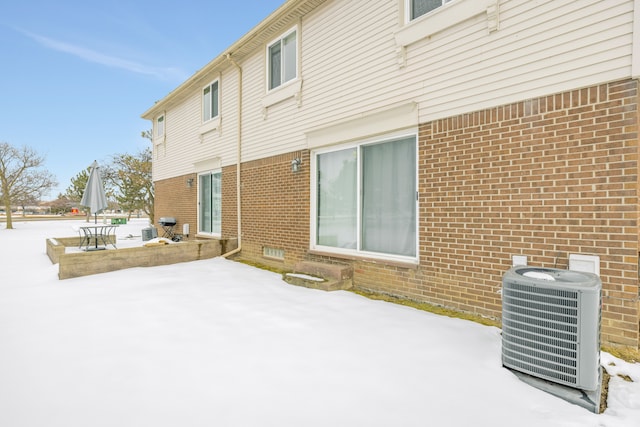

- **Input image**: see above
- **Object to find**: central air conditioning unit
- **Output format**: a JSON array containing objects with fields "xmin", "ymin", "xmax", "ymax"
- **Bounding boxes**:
[
  {"xmin": 141, "ymin": 226, "xmax": 158, "ymax": 241},
  {"xmin": 502, "ymin": 266, "xmax": 601, "ymax": 391}
]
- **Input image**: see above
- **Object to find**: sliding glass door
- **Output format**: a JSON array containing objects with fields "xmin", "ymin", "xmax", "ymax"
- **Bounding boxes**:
[
  {"xmin": 199, "ymin": 171, "xmax": 221, "ymax": 235},
  {"xmin": 314, "ymin": 133, "xmax": 417, "ymax": 260}
]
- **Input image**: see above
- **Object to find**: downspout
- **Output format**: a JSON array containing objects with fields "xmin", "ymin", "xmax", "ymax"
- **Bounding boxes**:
[{"xmin": 222, "ymin": 53, "xmax": 242, "ymax": 258}]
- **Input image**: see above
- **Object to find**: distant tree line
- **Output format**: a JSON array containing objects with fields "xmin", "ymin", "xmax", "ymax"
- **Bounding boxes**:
[
  {"xmin": 1, "ymin": 132, "xmax": 154, "ymax": 229},
  {"xmin": 60, "ymin": 146, "xmax": 154, "ymax": 223}
]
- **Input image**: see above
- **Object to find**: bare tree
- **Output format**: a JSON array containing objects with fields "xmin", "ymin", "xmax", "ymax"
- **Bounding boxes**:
[{"xmin": 0, "ymin": 142, "xmax": 57, "ymax": 229}]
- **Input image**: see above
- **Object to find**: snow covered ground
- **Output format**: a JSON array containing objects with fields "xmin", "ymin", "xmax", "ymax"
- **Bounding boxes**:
[{"xmin": 0, "ymin": 219, "xmax": 638, "ymax": 427}]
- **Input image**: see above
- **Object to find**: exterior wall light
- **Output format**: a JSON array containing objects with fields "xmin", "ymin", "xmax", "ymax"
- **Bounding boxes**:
[
  {"xmin": 186, "ymin": 178, "xmax": 194, "ymax": 187},
  {"xmin": 291, "ymin": 158, "xmax": 302, "ymax": 173}
]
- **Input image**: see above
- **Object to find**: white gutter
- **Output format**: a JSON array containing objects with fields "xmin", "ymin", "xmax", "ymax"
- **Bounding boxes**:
[{"xmin": 222, "ymin": 53, "xmax": 243, "ymax": 258}]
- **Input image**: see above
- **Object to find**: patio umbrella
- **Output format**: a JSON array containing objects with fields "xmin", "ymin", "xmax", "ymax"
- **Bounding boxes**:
[{"xmin": 80, "ymin": 160, "xmax": 108, "ymax": 224}]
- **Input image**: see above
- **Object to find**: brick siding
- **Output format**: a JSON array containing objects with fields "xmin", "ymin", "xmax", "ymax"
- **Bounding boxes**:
[
  {"xmin": 414, "ymin": 79, "xmax": 639, "ymax": 347},
  {"xmin": 221, "ymin": 164, "xmax": 238, "ymax": 239},
  {"xmin": 238, "ymin": 151, "xmax": 310, "ymax": 268},
  {"xmin": 154, "ymin": 174, "xmax": 197, "ymax": 238},
  {"xmin": 156, "ymin": 79, "xmax": 640, "ymax": 348}
]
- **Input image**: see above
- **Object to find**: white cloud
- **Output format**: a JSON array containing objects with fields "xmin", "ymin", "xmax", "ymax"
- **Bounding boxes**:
[{"xmin": 20, "ymin": 29, "xmax": 188, "ymax": 81}]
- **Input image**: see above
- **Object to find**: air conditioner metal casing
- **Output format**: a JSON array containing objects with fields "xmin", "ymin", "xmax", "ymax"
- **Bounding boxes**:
[
  {"xmin": 502, "ymin": 267, "xmax": 601, "ymax": 391},
  {"xmin": 142, "ymin": 227, "xmax": 158, "ymax": 241}
]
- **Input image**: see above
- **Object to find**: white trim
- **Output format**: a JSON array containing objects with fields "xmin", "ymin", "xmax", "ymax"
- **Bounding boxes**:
[
  {"xmin": 193, "ymin": 157, "xmax": 221, "ymax": 173},
  {"xmin": 265, "ymin": 25, "xmax": 299, "ymax": 93},
  {"xmin": 196, "ymin": 169, "xmax": 222, "ymax": 238},
  {"xmin": 202, "ymin": 78, "xmax": 220, "ymax": 123},
  {"xmin": 404, "ymin": 0, "xmax": 454, "ymax": 25},
  {"xmin": 395, "ymin": 0, "xmax": 495, "ymax": 47},
  {"xmin": 261, "ymin": 78, "xmax": 302, "ymax": 110},
  {"xmin": 156, "ymin": 114, "xmax": 165, "ymax": 138},
  {"xmin": 154, "ymin": 111, "xmax": 166, "ymax": 146},
  {"xmin": 153, "ymin": 111, "xmax": 166, "ymax": 159},
  {"xmin": 306, "ymin": 102, "xmax": 418, "ymax": 149},
  {"xmin": 199, "ymin": 117, "xmax": 221, "ymax": 135}
]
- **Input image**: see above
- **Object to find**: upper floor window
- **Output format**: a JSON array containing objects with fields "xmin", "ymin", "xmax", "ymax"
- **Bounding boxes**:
[
  {"xmin": 156, "ymin": 115, "xmax": 164, "ymax": 138},
  {"xmin": 203, "ymin": 80, "xmax": 219, "ymax": 122},
  {"xmin": 268, "ymin": 28, "xmax": 297, "ymax": 90},
  {"xmin": 410, "ymin": 0, "xmax": 454, "ymax": 20}
]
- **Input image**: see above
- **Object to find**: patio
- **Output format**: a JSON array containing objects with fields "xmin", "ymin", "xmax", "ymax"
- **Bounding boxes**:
[{"xmin": 45, "ymin": 218, "xmax": 235, "ymax": 279}]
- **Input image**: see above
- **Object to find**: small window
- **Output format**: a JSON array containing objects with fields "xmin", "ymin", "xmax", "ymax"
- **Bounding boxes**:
[
  {"xmin": 268, "ymin": 28, "xmax": 297, "ymax": 90},
  {"xmin": 409, "ymin": 0, "xmax": 454, "ymax": 20},
  {"xmin": 156, "ymin": 115, "xmax": 164, "ymax": 138},
  {"xmin": 203, "ymin": 80, "xmax": 219, "ymax": 122}
]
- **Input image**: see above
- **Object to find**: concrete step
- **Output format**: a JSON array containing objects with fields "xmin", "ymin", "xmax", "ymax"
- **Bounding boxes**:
[{"xmin": 283, "ymin": 261, "xmax": 353, "ymax": 291}]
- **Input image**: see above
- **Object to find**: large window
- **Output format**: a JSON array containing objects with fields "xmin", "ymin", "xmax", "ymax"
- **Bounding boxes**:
[
  {"xmin": 199, "ymin": 171, "xmax": 221, "ymax": 235},
  {"xmin": 314, "ymin": 134, "xmax": 417, "ymax": 260},
  {"xmin": 268, "ymin": 28, "xmax": 297, "ymax": 90},
  {"xmin": 203, "ymin": 80, "xmax": 219, "ymax": 122},
  {"xmin": 409, "ymin": 0, "xmax": 454, "ymax": 20}
]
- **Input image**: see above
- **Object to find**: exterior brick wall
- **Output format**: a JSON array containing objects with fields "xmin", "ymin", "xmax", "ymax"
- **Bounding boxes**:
[
  {"xmin": 221, "ymin": 164, "xmax": 238, "ymax": 239},
  {"xmin": 154, "ymin": 174, "xmax": 197, "ymax": 239},
  {"xmin": 308, "ymin": 79, "xmax": 639, "ymax": 348},
  {"xmin": 415, "ymin": 79, "xmax": 639, "ymax": 347},
  {"xmin": 157, "ymin": 79, "xmax": 640, "ymax": 348},
  {"xmin": 238, "ymin": 150, "xmax": 310, "ymax": 268}
]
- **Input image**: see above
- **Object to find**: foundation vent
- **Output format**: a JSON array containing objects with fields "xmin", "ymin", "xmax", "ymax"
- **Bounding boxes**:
[{"xmin": 263, "ymin": 247, "xmax": 285, "ymax": 260}]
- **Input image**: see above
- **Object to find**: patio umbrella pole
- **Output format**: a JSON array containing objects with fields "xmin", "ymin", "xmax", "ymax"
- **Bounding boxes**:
[{"xmin": 80, "ymin": 160, "xmax": 109, "ymax": 251}]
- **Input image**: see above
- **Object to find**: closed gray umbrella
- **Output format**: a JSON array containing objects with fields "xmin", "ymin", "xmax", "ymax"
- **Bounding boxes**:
[{"xmin": 80, "ymin": 160, "xmax": 108, "ymax": 224}]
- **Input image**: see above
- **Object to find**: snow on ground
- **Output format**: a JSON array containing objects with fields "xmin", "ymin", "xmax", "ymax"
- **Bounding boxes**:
[{"xmin": 0, "ymin": 219, "xmax": 639, "ymax": 427}]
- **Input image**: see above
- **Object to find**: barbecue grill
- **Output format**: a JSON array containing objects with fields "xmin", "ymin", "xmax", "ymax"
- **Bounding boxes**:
[{"xmin": 159, "ymin": 217, "xmax": 177, "ymax": 239}]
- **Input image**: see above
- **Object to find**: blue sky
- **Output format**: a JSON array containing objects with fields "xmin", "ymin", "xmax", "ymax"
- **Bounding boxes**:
[{"xmin": 0, "ymin": 0, "xmax": 284, "ymax": 199}]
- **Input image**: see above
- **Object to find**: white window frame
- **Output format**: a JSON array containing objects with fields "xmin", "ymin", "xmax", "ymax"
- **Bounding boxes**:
[
  {"xmin": 155, "ymin": 114, "xmax": 164, "ymax": 138},
  {"xmin": 154, "ymin": 112, "xmax": 166, "ymax": 158},
  {"xmin": 406, "ymin": 0, "xmax": 455, "ymax": 22},
  {"xmin": 310, "ymin": 130, "xmax": 419, "ymax": 264},
  {"xmin": 266, "ymin": 26, "xmax": 298, "ymax": 92},
  {"xmin": 202, "ymin": 79, "xmax": 220, "ymax": 123},
  {"xmin": 396, "ymin": 0, "xmax": 495, "ymax": 48},
  {"xmin": 197, "ymin": 169, "xmax": 222, "ymax": 237}
]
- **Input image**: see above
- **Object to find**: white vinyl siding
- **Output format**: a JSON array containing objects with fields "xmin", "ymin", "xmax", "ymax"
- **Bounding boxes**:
[
  {"xmin": 151, "ymin": 70, "xmax": 239, "ymax": 182},
  {"xmin": 406, "ymin": 0, "xmax": 633, "ymax": 121},
  {"xmin": 240, "ymin": 0, "xmax": 404, "ymax": 162},
  {"xmin": 148, "ymin": 0, "xmax": 634, "ymax": 179}
]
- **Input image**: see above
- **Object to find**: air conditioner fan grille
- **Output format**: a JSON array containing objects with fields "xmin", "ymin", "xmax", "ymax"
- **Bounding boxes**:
[{"xmin": 502, "ymin": 282, "xmax": 580, "ymax": 385}]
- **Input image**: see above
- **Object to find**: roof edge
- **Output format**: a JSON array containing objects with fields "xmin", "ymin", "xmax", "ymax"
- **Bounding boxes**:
[{"xmin": 141, "ymin": 0, "xmax": 319, "ymax": 120}]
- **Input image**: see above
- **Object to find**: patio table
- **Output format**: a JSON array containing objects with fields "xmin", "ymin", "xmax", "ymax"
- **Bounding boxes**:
[{"xmin": 79, "ymin": 224, "xmax": 118, "ymax": 251}]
